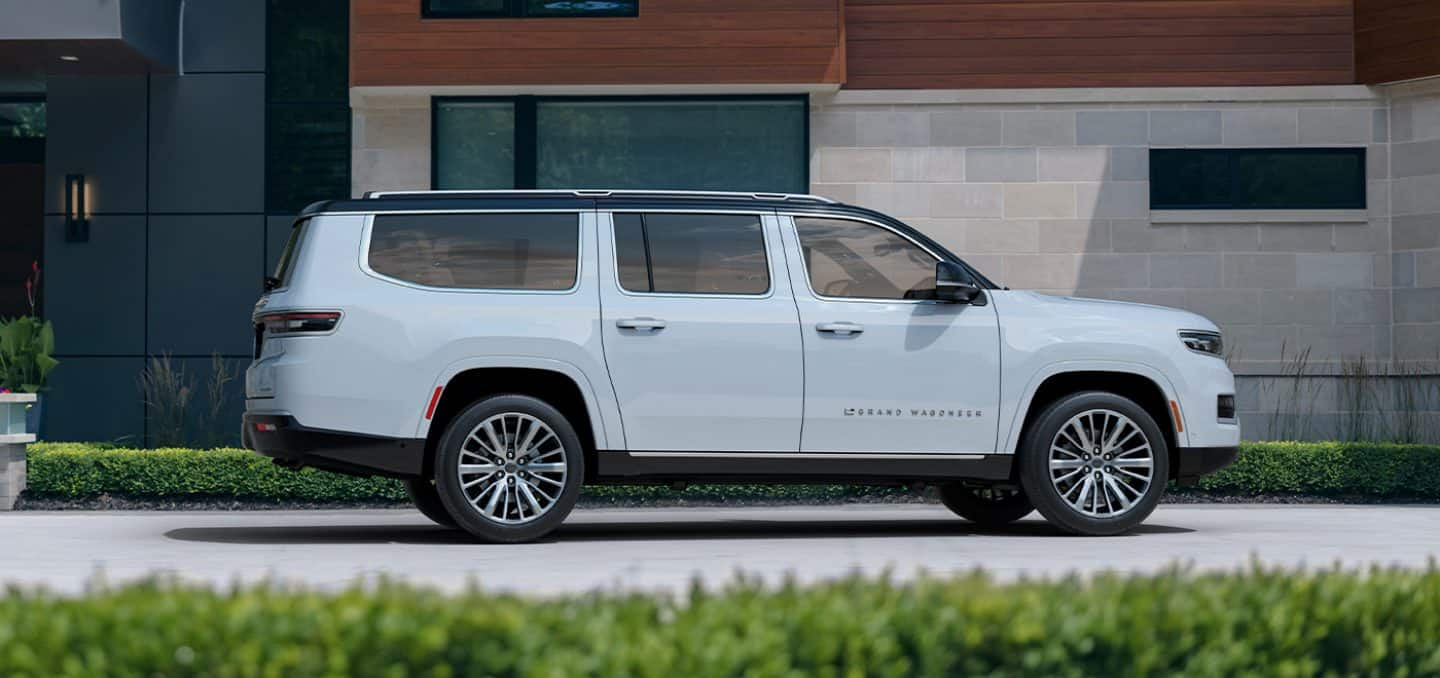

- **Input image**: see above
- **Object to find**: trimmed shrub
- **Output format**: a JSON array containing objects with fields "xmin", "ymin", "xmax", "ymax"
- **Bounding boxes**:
[
  {"xmin": 1, "ymin": 568, "xmax": 1438, "ymax": 676},
  {"xmin": 22, "ymin": 441, "xmax": 1440, "ymax": 504}
]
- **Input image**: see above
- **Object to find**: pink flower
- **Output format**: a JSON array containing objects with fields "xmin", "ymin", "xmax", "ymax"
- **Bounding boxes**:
[{"xmin": 0, "ymin": 388, "xmax": 10, "ymax": 394}]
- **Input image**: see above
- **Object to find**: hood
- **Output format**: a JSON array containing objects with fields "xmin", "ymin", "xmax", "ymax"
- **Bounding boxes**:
[{"xmin": 1013, "ymin": 291, "xmax": 1220, "ymax": 333}]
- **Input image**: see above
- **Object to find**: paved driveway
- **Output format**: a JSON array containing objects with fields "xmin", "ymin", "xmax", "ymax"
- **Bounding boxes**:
[{"xmin": 2, "ymin": 504, "xmax": 1437, "ymax": 595}]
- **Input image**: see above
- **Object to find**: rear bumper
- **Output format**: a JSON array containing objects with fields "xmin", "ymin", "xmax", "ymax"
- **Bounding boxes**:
[
  {"xmin": 242, "ymin": 413, "xmax": 425, "ymax": 479},
  {"xmin": 1174, "ymin": 445, "xmax": 1240, "ymax": 485}
]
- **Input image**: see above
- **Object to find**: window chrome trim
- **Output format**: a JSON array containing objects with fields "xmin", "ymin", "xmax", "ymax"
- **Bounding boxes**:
[
  {"xmin": 357, "ymin": 210, "xmax": 584, "ymax": 295},
  {"xmin": 779, "ymin": 212, "xmax": 948, "ymax": 306},
  {"xmin": 603, "ymin": 210, "xmax": 776, "ymax": 300}
]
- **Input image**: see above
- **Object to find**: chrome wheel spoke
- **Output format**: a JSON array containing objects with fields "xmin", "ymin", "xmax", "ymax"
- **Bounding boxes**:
[{"xmin": 459, "ymin": 412, "xmax": 567, "ymax": 525}]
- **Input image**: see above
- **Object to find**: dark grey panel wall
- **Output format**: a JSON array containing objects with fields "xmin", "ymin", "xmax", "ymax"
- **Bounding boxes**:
[
  {"xmin": 42, "ymin": 215, "xmax": 147, "ymax": 356},
  {"xmin": 181, "ymin": 0, "xmax": 265, "ymax": 73},
  {"xmin": 43, "ymin": 357, "xmax": 145, "ymax": 444},
  {"xmin": 148, "ymin": 74, "xmax": 265, "ymax": 213},
  {"xmin": 147, "ymin": 215, "xmax": 264, "ymax": 356},
  {"xmin": 118, "ymin": 0, "xmax": 181, "ymax": 69},
  {"xmin": 44, "ymin": 76, "xmax": 148, "ymax": 214}
]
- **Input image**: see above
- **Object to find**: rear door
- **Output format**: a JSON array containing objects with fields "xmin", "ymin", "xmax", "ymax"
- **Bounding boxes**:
[{"xmin": 597, "ymin": 211, "xmax": 803, "ymax": 452}]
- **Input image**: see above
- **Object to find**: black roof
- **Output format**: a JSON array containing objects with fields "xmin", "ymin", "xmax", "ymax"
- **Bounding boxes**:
[{"xmin": 296, "ymin": 190, "xmax": 998, "ymax": 288}]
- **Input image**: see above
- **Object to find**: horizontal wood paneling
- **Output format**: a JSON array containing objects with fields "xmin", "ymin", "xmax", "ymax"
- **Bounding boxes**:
[
  {"xmin": 846, "ymin": 0, "xmax": 1356, "ymax": 89},
  {"xmin": 1356, "ymin": 0, "xmax": 1440, "ymax": 83},
  {"xmin": 351, "ymin": 0, "xmax": 844, "ymax": 87}
]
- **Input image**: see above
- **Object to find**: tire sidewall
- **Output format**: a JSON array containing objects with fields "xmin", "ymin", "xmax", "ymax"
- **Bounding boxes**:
[
  {"xmin": 1019, "ymin": 391, "xmax": 1170, "ymax": 536},
  {"xmin": 434, "ymin": 394, "xmax": 585, "ymax": 543}
]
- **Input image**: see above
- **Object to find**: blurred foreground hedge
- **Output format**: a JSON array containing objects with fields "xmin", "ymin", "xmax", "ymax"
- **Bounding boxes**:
[
  {"xmin": 22, "ymin": 441, "xmax": 1440, "ymax": 503},
  {"xmin": 2, "ymin": 568, "xmax": 1439, "ymax": 676}
]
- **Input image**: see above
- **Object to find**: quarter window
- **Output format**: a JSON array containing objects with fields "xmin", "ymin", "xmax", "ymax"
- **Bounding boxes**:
[
  {"xmin": 612, "ymin": 213, "xmax": 769, "ymax": 295},
  {"xmin": 794, "ymin": 217, "xmax": 938, "ymax": 300},
  {"xmin": 368, "ymin": 213, "xmax": 579, "ymax": 290},
  {"xmin": 1150, "ymin": 148, "xmax": 1366, "ymax": 210}
]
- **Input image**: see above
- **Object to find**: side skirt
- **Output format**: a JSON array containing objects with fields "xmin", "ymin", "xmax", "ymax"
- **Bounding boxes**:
[{"xmin": 595, "ymin": 450, "xmax": 1015, "ymax": 484}]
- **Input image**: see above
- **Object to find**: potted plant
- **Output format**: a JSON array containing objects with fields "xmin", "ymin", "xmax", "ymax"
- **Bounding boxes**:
[{"xmin": 0, "ymin": 262, "xmax": 58, "ymax": 436}]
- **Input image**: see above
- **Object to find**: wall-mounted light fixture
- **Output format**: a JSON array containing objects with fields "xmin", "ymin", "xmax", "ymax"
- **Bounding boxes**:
[{"xmin": 64, "ymin": 173, "xmax": 89, "ymax": 242}]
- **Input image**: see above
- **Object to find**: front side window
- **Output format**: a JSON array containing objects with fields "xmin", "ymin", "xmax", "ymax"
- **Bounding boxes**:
[
  {"xmin": 794, "ymin": 217, "xmax": 938, "ymax": 300},
  {"xmin": 368, "ymin": 213, "xmax": 578, "ymax": 290},
  {"xmin": 1150, "ymin": 148, "xmax": 1366, "ymax": 210},
  {"xmin": 424, "ymin": 0, "xmax": 638, "ymax": 18},
  {"xmin": 612, "ymin": 213, "xmax": 769, "ymax": 295}
]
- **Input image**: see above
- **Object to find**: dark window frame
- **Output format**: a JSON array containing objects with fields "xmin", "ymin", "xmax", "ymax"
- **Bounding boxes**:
[
  {"xmin": 1149, "ymin": 147, "xmax": 1367, "ymax": 211},
  {"xmin": 611, "ymin": 212, "xmax": 773, "ymax": 297},
  {"xmin": 431, "ymin": 94, "xmax": 810, "ymax": 192},
  {"xmin": 422, "ymin": 0, "xmax": 638, "ymax": 19}
]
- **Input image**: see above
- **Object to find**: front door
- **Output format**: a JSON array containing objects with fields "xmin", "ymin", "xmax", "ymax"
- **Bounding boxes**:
[
  {"xmin": 598, "ymin": 211, "xmax": 803, "ymax": 452},
  {"xmin": 779, "ymin": 214, "xmax": 1001, "ymax": 454}
]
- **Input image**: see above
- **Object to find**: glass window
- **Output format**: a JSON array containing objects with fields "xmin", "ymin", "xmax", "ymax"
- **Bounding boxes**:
[
  {"xmin": 434, "ymin": 100, "xmax": 516, "ymax": 190},
  {"xmin": 368, "ymin": 213, "xmax": 579, "ymax": 290},
  {"xmin": 0, "ymin": 101, "xmax": 45, "ymax": 138},
  {"xmin": 536, "ymin": 99, "xmax": 806, "ymax": 193},
  {"xmin": 266, "ymin": 104, "xmax": 350, "ymax": 213},
  {"xmin": 267, "ymin": 0, "xmax": 349, "ymax": 104},
  {"xmin": 612, "ymin": 213, "xmax": 769, "ymax": 295},
  {"xmin": 1150, "ymin": 148, "xmax": 1366, "ymax": 210},
  {"xmin": 425, "ymin": 0, "xmax": 637, "ymax": 17},
  {"xmin": 794, "ymin": 217, "xmax": 938, "ymax": 300},
  {"xmin": 266, "ymin": 0, "xmax": 349, "ymax": 213}
]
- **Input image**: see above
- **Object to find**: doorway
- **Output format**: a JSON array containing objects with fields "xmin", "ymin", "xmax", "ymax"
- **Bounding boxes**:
[{"xmin": 0, "ymin": 96, "xmax": 44, "ymax": 318}]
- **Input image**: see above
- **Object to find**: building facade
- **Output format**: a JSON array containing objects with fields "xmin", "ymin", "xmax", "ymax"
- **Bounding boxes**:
[{"xmin": 2, "ymin": 0, "xmax": 1437, "ymax": 443}]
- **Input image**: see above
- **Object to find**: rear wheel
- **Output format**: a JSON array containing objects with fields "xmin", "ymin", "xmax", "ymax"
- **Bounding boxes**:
[
  {"xmin": 434, "ymin": 394, "xmax": 584, "ymax": 543},
  {"xmin": 403, "ymin": 478, "xmax": 457, "ymax": 528},
  {"xmin": 937, "ymin": 484, "xmax": 1033, "ymax": 526},
  {"xmin": 1019, "ymin": 391, "xmax": 1169, "ymax": 536}
]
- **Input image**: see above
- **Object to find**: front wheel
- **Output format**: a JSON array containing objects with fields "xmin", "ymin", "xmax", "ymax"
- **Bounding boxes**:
[
  {"xmin": 433, "ymin": 394, "xmax": 584, "ymax": 543},
  {"xmin": 1019, "ymin": 391, "xmax": 1170, "ymax": 536},
  {"xmin": 937, "ymin": 484, "xmax": 1033, "ymax": 526}
]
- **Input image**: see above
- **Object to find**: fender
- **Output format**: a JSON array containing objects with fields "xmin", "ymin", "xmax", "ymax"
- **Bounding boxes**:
[
  {"xmin": 999, "ymin": 359, "xmax": 1190, "ymax": 454},
  {"xmin": 415, "ymin": 355, "xmax": 623, "ymax": 451}
]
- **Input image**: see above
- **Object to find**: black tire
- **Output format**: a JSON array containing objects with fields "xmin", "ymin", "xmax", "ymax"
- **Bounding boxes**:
[
  {"xmin": 433, "ymin": 394, "xmax": 584, "ymax": 543},
  {"xmin": 403, "ymin": 478, "xmax": 457, "ymax": 528},
  {"xmin": 937, "ymin": 484, "xmax": 1034, "ymax": 526},
  {"xmin": 1018, "ymin": 391, "xmax": 1170, "ymax": 536}
]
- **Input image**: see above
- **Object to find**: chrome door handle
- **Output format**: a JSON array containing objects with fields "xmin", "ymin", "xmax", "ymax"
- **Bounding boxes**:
[
  {"xmin": 616, "ymin": 317, "xmax": 667, "ymax": 331},
  {"xmin": 816, "ymin": 321, "xmax": 864, "ymax": 335}
]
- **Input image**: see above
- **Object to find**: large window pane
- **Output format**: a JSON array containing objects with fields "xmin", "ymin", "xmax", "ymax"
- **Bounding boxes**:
[
  {"xmin": 1150, "ymin": 148, "xmax": 1366, "ymax": 210},
  {"xmin": 427, "ymin": 0, "xmax": 507, "ymax": 16},
  {"xmin": 267, "ymin": 0, "xmax": 348, "ymax": 103},
  {"xmin": 369, "ymin": 213, "xmax": 579, "ymax": 290},
  {"xmin": 535, "ymin": 99, "xmax": 806, "ymax": 193},
  {"xmin": 525, "ymin": 0, "xmax": 638, "ymax": 17},
  {"xmin": 794, "ymin": 217, "xmax": 938, "ymax": 300},
  {"xmin": 434, "ymin": 101, "xmax": 516, "ymax": 189},
  {"xmin": 0, "ymin": 101, "xmax": 45, "ymax": 138},
  {"xmin": 614, "ymin": 213, "xmax": 769, "ymax": 295},
  {"xmin": 267, "ymin": 104, "xmax": 350, "ymax": 212}
]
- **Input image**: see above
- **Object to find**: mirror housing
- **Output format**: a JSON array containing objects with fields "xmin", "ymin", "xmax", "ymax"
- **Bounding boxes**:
[{"xmin": 934, "ymin": 261, "xmax": 983, "ymax": 304}]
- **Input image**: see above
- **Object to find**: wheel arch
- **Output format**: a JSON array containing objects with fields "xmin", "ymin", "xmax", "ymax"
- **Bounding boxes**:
[{"xmin": 1003, "ymin": 363, "xmax": 1187, "ymax": 476}]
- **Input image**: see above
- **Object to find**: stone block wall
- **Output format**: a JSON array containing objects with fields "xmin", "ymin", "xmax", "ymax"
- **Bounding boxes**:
[{"xmin": 1389, "ymin": 81, "xmax": 1440, "ymax": 365}]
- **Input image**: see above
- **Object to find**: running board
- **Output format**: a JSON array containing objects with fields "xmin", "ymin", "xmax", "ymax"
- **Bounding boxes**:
[{"xmin": 595, "ymin": 450, "xmax": 1014, "ymax": 483}]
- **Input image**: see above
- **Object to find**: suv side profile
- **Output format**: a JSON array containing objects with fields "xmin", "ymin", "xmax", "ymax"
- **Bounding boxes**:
[{"xmin": 244, "ymin": 190, "xmax": 1239, "ymax": 542}]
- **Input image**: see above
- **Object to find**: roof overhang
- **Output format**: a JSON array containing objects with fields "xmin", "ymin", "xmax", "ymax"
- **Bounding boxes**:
[{"xmin": 0, "ymin": 0, "xmax": 179, "ymax": 84}]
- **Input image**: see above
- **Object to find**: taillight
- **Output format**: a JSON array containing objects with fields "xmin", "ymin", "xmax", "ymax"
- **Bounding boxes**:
[{"xmin": 258, "ymin": 311, "xmax": 341, "ymax": 336}]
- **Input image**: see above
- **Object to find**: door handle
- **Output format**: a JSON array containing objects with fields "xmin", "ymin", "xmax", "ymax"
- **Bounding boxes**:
[
  {"xmin": 816, "ymin": 321, "xmax": 864, "ymax": 336},
  {"xmin": 616, "ymin": 317, "xmax": 667, "ymax": 331}
]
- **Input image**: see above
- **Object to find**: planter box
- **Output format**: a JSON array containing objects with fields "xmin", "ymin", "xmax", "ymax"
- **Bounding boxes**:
[{"xmin": 0, "ymin": 393, "xmax": 36, "ymax": 510}]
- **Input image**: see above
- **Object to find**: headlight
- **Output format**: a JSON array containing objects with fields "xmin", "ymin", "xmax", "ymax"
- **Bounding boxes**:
[{"xmin": 1179, "ymin": 330, "xmax": 1223, "ymax": 357}]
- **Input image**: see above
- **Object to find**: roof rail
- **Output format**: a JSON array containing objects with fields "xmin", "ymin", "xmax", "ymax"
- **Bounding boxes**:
[{"xmin": 362, "ymin": 189, "xmax": 838, "ymax": 204}]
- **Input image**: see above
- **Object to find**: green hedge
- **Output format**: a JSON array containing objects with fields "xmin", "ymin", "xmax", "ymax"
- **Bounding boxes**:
[
  {"xmin": 23, "ymin": 441, "xmax": 1440, "ymax": 504},
  {"xmin": 2, "ymin": 568, "xmax": 1439, "ymax": 676}
]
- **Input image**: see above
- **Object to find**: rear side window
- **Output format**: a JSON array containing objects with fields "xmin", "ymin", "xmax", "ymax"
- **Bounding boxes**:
[
  {"xmin": 368, "ymin": 213, "xmax": 579, "ymax": 290},
  {"xmin": 612, "ymin": 213, "xmax": 769, "ymax": 295},
  {"xmin": 271, "ymin": 219, "xmax": 310, "ymax": 289}
]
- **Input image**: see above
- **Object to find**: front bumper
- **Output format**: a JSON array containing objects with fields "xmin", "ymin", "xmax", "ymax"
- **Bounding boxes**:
[
  {"xmin": 242, "ymin": 413, "xmax": 425, "ymax": 479},
  {"xmin": 1174, "ymin": 445, "xmax": 1240, "ymax": 485}
]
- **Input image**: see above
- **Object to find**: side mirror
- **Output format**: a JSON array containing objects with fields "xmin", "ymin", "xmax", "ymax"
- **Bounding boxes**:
[{"xmin": 935, "ymin": 261, "xmax": 983, "ymax": 304}]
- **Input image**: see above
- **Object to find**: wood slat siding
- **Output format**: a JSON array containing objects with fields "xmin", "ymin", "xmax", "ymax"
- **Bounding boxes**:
[
  {"xmin": 1356, "ymin": 0, "xmax": 1440, "ymax": 84},
  {"xmin": 351, "ymin": 0, "xmax": 845, "ymax": 87},
  {"xmin": 845, "ymin": 0, "xmax": 1357, "ymax": 89}
]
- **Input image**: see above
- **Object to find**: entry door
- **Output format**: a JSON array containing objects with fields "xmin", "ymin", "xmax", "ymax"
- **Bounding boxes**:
[
  {"xmin": 598, "ymin": 211, "xmax": 803, "ymax": 452},
  {"xmin": 779, "ymin": 215, "xmax": 1001, "ymax": 454}
]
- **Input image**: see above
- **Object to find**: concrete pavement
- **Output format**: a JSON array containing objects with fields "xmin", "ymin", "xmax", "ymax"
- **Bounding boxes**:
[{"xmin": 2, "ymin": 504, "xmax": 1437, "ymax": 595}]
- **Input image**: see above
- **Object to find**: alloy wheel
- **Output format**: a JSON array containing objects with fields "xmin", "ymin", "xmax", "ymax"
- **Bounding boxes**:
[
  {"xmin": 1047, "ymin": 408, "xmax": 1154, "ymax": 518},
  {"xmin": 456, "ymin": 412, "xmax": 568, "ymax": 525}
]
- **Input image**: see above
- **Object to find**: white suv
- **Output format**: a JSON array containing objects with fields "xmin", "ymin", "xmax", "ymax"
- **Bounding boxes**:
[{"xmin": 244, "ymin": 190, "xmax": 1239, "ymax": 542}]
